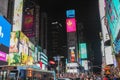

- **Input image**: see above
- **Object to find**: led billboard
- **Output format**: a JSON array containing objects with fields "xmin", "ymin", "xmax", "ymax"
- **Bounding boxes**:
[
  {"xmin": 9, "ymin": 31, "xmax": 19, "ymax": 53},
  {"xmin": 22, "ymin": 6, "xmax": 35, "ymax": 37},
  {"xmin": 0, "ymin": 16, "xmax": 11, "ymax": 47},
  {"xmin": 66, "ymin": 18, "xmax": 76, "ymax": 32},
  {"xmin": 79, "ymin": 43, "xmax": 87, "ymax": 59},
  {"xmin": 8, "ymin": 31, "xmax": 29, "ymax": 65},
  {"xmin": 13, "ymin": 0, "xmax": 23, "ymax": 31},
  {"xmin": 28, "ymin": 41, "xmax": 35, "ymax": 51},
  {"xmin": 66, "ymin": 9, "xmax": 75, "ymax": 18},
  {"xmin": 105, "ymin": 0, "xmax": 120, "ymax": 42},
  {"xmin": 0, "ymin": 51, "xmax": 7, "ymax": 61},
  {"xmin": 38, "ymin": 52, "xmax": 48, "ymax": 65},
  {"xmin": 81, "ymin": 60, "xmax": 88, "ymax": 70},
  {"xmin": 20, "ymin": 32, "xmax": 29, "ymax": 55}
]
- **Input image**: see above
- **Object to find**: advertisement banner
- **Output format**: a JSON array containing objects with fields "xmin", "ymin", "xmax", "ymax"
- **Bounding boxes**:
[
  {"xmin": 105, "ymin": 0, "xmax": 120, "ymax": 42},
  {"xmin": 7, "ymin": 52, "xmax": 21, "ymax": 65},
  {"xmin": 66, "ymin": 18, "xmax": 76, "ymax": 32},
  {"xmin": 68, "ymin": 46, "xmax": 76, "ymax": 62},
  {"xmin": 66, "ymin": 9, "xmax": 75, "ymax": 18},
  {"xmin": 19, "ymin": 43, "xmax": 28, "ymax": 64},
  {"xmin": 67, "ymin": 32, "xmax": 77, "ymax": 62},
  {"xmin": 81, "ymin": 60, "xmax": 88, "ymax": 70},
  {"xmin": 105, "ymin": 46, "xmax": 114, "ymax": 65},
  {"xmin": 0, "ymin": 16, "xmax": 11, "ymax": 47},
  {"xmin": 38, "ymin": 52, "xmax": 48, "ymax": 65},
  {"xmin": 22, "ymin": 7, "xmax": 35, "ymax": 37},
  {"xmin": 9, "ymin": 31, "xmax": 19, "ymax": 53},
  {"xmin": 20, "ymin": 32, "xmax": 29, "ymax": 64},
  {"xmin": 13, "ymin": 0, "xmax": 23, "ymax": 31},
  {"xmin": 28, "ymin": 41, "xmax": 35, "ymax": 51},
  {"xmin": 0, "ymin": 51, "xmax": 7, "ymax": 61},
  {"xmin": 79, "ymin": 43, "xmax": 87, "ymax": 59}
]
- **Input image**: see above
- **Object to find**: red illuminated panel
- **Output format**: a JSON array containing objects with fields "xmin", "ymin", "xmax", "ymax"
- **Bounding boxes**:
[
  {"xmin": 0, "ymin": 51, "xmax": 6, "ymax": 61},
  {"xmin": 49, "ymin": 60, "xmax": 55, "ymax": 64},
  {"xmin": 66, "ymin": 18, "xmax": 76, "ymax": 32}
]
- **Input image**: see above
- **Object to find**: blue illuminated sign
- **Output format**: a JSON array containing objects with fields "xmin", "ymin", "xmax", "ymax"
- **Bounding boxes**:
[
  {"xmin": 66, "ymin": 9, "xmax": 75, "ymax": 18},
  {"xmin": 0, "ymin": 16, "xmax": 11, "ymax": 47}
]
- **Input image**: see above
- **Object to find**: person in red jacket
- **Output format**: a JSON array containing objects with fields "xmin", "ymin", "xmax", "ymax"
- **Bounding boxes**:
[{"xmin": 103, "ymin": 75, "xmax": 109, "ymax": 80}]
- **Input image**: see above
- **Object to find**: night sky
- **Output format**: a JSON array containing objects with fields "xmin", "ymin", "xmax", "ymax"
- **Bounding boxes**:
[{"xmin": 39, "ymin": 0, "xmax": 102, "ymax": 72}]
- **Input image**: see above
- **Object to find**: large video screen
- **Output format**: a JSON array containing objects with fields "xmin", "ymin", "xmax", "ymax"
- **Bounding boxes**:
[
  {"xmin": 79, "ymin": 43, "xmax": 87, "ymax": 59},
  {"xmin": 66, "ymin": 18, "xmax": 76, "ymax": 32},
  {"xmin": 105, "ymin": 0, "xmax": 120, "ymax": 42},
  {"xmin": 0, "ymin": 16, "xmax": 11, "ymax": 47},
  {"xmin": 66, "ymin": 9, "xmax": 75, "ymax": 18}
]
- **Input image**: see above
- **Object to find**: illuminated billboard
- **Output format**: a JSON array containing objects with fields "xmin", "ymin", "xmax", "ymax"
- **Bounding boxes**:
[
  {"xmin": 105, "ymin": 46, "xmax": 114, "ymax": 65},
  {"xmin": 0, "ymin": 51, "xmax": 7, "ymax": 61},
  {"xmin": 13, "ymin": 0, "xmax": 23, "ymax": 31},
  {"xmin": 105, "ymin": 0, "xmax": 120, "ymax": 42},
  {"xmin": 20, "ymin": 32, "xmax": 29, "ymax": 55},
  {"xmin": 79, "ymin": 43, "xmax": 87, "ymax": 59},
  {"xmin": 81, "ymin": 60, "xmax": 88, "ymax": 70},
  {"xmin": 66, "ymin": 18, "xmax": 76, "ymax": 32},
  {"xmin": 38, "ymin": 52, "xmax": 48, "ymax": 65},
  {"xmin": 0, "ymin": 16, "xmax": 11, "ymax": 47},
  {"xmin": 8, "ymin": 31, "xmax": 29, "ymax": 65},
  {"xmin": 28, "ymin": 41, "xmax": 35, "ymax": 51},
  {"xmin": 22, "ymin": 5, "xmax": 35, "ymax": 37},
  {"xmin": 67, "ymin": 32, "xmax": 77, "ymax": 62},
  {"xmin": 9, "ymin": 31, "xmax": 19, "ymax": 53},
  {"xmin": 66, "ymin": 9, "xmax": 75, "ymax": 18}
]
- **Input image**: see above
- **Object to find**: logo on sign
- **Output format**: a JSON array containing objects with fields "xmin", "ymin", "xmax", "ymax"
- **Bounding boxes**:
[{"xmin": 0, "ymin": 26, "xmax": 3, "ymax": 38}]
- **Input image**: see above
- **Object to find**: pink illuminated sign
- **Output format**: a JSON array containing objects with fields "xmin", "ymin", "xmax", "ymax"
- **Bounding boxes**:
[
  {"xmin": 66, "ymin": 18, "xmax": 76, "ymax": 32},
  {"xmin": 0, "ymin": 51, "xmax": 6, "ymax": 61}
]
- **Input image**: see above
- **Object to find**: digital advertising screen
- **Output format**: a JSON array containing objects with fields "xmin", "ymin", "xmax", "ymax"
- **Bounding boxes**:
[
  {"xmin": 0, "ymin": 51, "xmax": 7, "ymax": 61},
  {"xmin": 0, "ymin": 16, "xmax": 11, "ymax": 47},
  {"xmin": 38, "ymin": 52, "xmax": 48, "ymax": 65},
  {"xmin": 81, "ymin": 60, "xmax": 88, "ymax": 70},
  {"xmin": 22, "ymin": 7, "xmax": 35, "ymax": 37},
  {"xmin": 13, "ymin": 0, "xmax": 23, "ymax": 31},
  {"xmin": 105, "ymin": 0, "xmax": 120, "ymax": 42},
  {"xmin": 34, "ymin": 47, "xmax": 38, "ymax": 62},
  {"xmin": 28, "ymin": 41, "xmax": 35, "ymax": 51},
  {"xmin": 20, "ymin": 32, "xmax": 29, "ymax": 55},
  {"xmin": 79, "ymin": 43, "xmax": 87, "ymax": 59},
  {"xmin": 9, "ymin": 31, "xmax": 19, "ymax": 53},
  {"xmin": 19, "ymin": 43, "xmax": 28, "ymax": 65},
  {"xmin": 66, "ymin": 18, "xmax": 76, "ymax": 32},
  {"xmin": 28, "ymin": 48, "xmax": 34, "ymax": 57},
  {"xmin": 66, "ymin": 9, "xmax": 75, "ymax": 18},
  {"xmin": 7, "ymin": 53, "xmax": 21, "ymax": 65}
]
